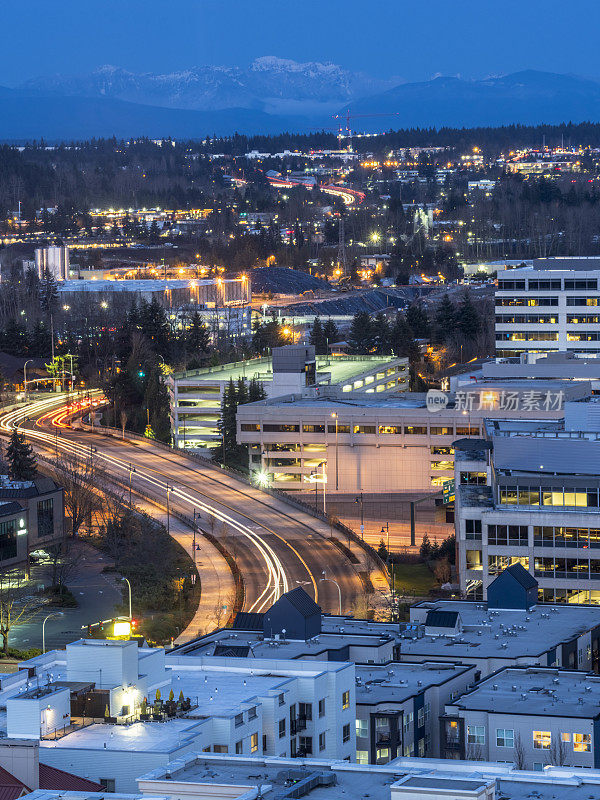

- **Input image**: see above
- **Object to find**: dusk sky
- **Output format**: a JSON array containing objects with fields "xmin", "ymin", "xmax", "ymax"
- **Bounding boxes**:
[{"xmin": 2, "ymin": 0, "xmax": 600, "ymax": 86}]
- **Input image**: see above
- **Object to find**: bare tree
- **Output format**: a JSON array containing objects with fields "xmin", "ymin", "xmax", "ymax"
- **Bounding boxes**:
[
  {"xmin": 120, "ymin": 409, "xmax": 128, "ymax": 440},
  {"xmin": 43, "ymin": 537, "xmax": 83, "ymax": 590},
  {"xmin": 466, "ymin": 743, "xmax": 484, "ymax": 761},
  {"xmin": 208, "ymin": 589, "xmax": 236, "ymax": 632},
  {"xmin": 513, "ymin": 733, "xmax": 526, "ymax": 770},
  {"xmin": 433, "ymin": 557, "xmax": 452, "ymax": 586},
  {"xmin": 548, "ymin": 734, "xmax": 568, "ymax": 766},
  {"xmin": 49, "ymin": 451, "xmax": 101, "ymax": 537},
  {"xmin": 0, "ymin": 576, "xmax": 44, "ymax": 654}
]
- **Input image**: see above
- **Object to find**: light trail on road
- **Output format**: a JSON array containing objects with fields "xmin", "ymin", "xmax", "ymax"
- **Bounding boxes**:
[{"xmin": 0, "ymin": 395, "xmax": 295, "ymax": 612}]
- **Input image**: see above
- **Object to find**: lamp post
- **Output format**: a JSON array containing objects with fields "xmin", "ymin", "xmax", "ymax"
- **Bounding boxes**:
[
  {"xmin": 330, "ymin": 412, "xmax": 339, "ymax": 491},
  {"xmin": 166, "ymin": 485, "xmax": 172, "ymax": 534},
  {"xmin": 355, "ymin": 493, "xmax": 364, "ymax": 539},
  {"xmin": 23, "ymin": 359, "xmax": 33, "ymax": 399},
  {"xmin": 121, "ymin": 577, "xmax": 132, "ymax": 620},
  {"xmin": 320, "ymin": 571, "xmax": 342, "ymax": 616},
  {"xmin": 42, "ymin": 612, "xmax": 64, "ymax": 654},
  {"xmin": 128, "ymin": 464, "xmax": 136, "ymax": 507}
]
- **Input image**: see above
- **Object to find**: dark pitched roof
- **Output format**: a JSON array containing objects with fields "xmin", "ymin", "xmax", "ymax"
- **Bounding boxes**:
[
  {"xmin": 280, "ymin": 587, "xmax": 320, "ymax": 617},
  {"xmin": 504, "ymin": 563, "xmax": 538, "ymax": 590},
  {"xmin": 0, "ymin": 766, "xmax": 29, "ymax": 800},
  {"xmin": 232, "ymin": 611, "xmax": 264, "ymax": 631},
  {"xmin": 213, "ymin": 644, "xmax": 251, "ymax": 658},
  {"xmin": 425, "ymin": 610, "xmax": 459, "ymax": 629},
  {"xmin": 39, "ymin": 763, "xmax": 103, "ymax": 791}
]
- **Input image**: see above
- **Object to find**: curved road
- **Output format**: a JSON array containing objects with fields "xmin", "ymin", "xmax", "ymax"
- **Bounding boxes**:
[{"xmin": 0, "ymin": 395, "xmax": 379, "ymax": 618}]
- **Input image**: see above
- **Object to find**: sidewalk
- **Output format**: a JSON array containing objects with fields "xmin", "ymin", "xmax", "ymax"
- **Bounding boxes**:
[{"xmin": 131, "ymin": 496, "xmax": 235, "ymax": 643}]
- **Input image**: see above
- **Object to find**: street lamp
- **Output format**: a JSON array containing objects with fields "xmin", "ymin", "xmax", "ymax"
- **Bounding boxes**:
[
  {"xmin": 166, "ymin": 485, "xmax": 172, "ymax": 534},
  {"xmin": 42, "ymin": 612, "xmax": 64, "ymax": 654},
  {"xmin": 330, "ymin": 412, "xmax": 339, "ymax": 491},
  {"xmin": 320, "ymin": 571, "xmax": 342, "ymax": 616},
  {"xmin": 23, "ymin": 360, "xmax": 33, "ymax": 399},
  {"xmin": 355, "ymin": 493, "xmax": 364, "ymax": 539},
  {"xmin": 121, "ymin": 577, "xmax": 132, "ymax": 620}
]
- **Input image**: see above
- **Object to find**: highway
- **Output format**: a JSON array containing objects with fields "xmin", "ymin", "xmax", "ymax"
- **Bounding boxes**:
[{"xmin": 0, "ymin": 394, "xmax": 378, "ymax": 619}]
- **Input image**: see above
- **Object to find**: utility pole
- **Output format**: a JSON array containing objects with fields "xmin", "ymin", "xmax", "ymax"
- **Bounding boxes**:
[{"xmin": 336, "ymin": 216, "xmax": 348, "ymax": 275}]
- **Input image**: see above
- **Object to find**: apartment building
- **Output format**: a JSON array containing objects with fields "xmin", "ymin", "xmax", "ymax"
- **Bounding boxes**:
[
  {"xmin": 355, "ymin": 662, "xmax": 475, "ymax": 765},
  {"xmin": 443, "ymin": 667, "xmax": 600, "ymax": 769},
  {"xmin": 495, "ymin": 266, "xmax": 600, "ymax": 358},
  {"xmin": 169, "ymin": 345, "xmax": 408, "ymax": 454},
  {"xmin": 2, "ymin": 634, "xmax": 354, "ymax": 792},
  {"xmin": 454, "ymin": 420, "xmax": 600, "ymax": 604},
  {"xmin": 236, "ymin": 380, "xmax": 582, "ymax": 493}
]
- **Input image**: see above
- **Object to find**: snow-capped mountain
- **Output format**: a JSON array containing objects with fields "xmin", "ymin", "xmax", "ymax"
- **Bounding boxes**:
[{"xmin": 19, "ymin": 58, "xmax": 398, "ymax": 115}]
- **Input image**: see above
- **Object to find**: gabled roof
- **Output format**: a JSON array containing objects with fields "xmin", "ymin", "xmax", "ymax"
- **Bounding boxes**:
[
  {"xmin": 279, "ymin": 587, "xmax": 320, "ymax": 617},
  {"xmin": 425, "ymin": 610, "xmax": 459, "ymax": 629},
  {"xmin": 232, "ymin": 611, "xmax": 264, "ymax": 631},
  {"xmin": 39, "ymin": 763, "xmax": 103, "ymax": 791},
  {"xmin": 504, "ymin": 563, "xmax": 538, "ymax": 590}
]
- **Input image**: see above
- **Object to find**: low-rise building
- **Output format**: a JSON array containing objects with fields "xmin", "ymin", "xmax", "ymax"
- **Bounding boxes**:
[
  {"xmin": 237, "ymin": 380, "xmax": 581, "ymax": 493},
  {"xmin": 0, "ymin": 633, "xmax": 355, "ymax": 792},
  {"xmin": 355, "ymin": 662, "xmax": 475, "ymax": 764},
  {"xmin": 443, "ymin": 666, "xmax": 600, "ymax": 769},
  {"xmin": 0, "ymin": 475, "xmax": 64, "ymax": 572},
  {"xmin": 170, "ymin": 346, "xmax": 408, "ymax": 454}
]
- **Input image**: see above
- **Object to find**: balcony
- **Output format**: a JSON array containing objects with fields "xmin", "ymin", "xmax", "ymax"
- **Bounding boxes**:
[{"xmin": 291, "ymin": 716, "xmax": 307, "ymax": 735}]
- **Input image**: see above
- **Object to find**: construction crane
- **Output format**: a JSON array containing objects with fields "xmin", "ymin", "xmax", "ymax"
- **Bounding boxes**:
[{"xmin": 332, "ymin": 109, "xmax": 402, "ymax": 152}]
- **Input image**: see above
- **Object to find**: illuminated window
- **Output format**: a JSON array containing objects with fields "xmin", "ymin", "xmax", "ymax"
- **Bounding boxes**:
[
  {"xmin": 574, "ymin": 733, "xmax": 591, "ymax": 752},
  {"xmin": 342, "ymin": 691, "xmax": 350, "ymax": 710},
  {"xmin": 533, "ymin": 731, "xmax": 551, "ymax": 749},
  {"xmin": 250, "ymin": 732, "xmax": 258, "ymax": 753}
]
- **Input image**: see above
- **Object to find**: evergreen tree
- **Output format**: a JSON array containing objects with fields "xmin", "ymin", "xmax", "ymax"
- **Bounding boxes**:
[
  {"xmin": 143, "ymin": 367, "xmax": 170, "ymax": 442},
  {"xmin": 216, "ymin": 379, "xmax": 238, "ymax": 465},
  {"xmin": 406, "ymin": 302, "xmax": 430, "ymax": 339},
  {"xmin": 186, "ymin": 312, "xmax": 210, "ymax": 355},
  {"xmin": 39, "ymin": 268, "xmax": 59, "ymax": 315},
  {"xmin": 390, "ymin": 312, "xmax": 420, "ymax": 363},
  {"xmin": 248, "ymin": 377, "xmax": 267, "ymax": 403},
  {"xmin": 456, "ymin": 291, "xmax": 480, "ymax": 340},
  {"xmin": 236, "ymin": 377, "xmax": 249, "ymax": 406},
  {"xmin": 322, "ymin": 319, "xmax": 339, "ymax": 347},
  {"xmin": 434, "ymin": 294, "xmax": 456, "ymax": 344},
  {"xmin": 348, "ymin": 312, "xmax": 374, "ymax": 354},
  {"xmin": 309, "ymin": 317, "xmax": 327, "ymax": 355},
  {"xmin": 6, "ymin": 430, "xmax": 37, "ymax": 481},
  {"xmin": 372, "ymin": 312, "xmax": 391, "ymax": 354}
]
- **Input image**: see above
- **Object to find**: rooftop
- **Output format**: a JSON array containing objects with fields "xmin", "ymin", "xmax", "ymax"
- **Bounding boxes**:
[
  {"xmin": 171, "ymin": 354, "xmax": 403, "ymax": 386},
  {"xmin": 41, "ymin": 718, "xmax": 203, "ymax": 753},
  {"xmin": 493, "ymin": 435, "xmax": 600, "ymax": 476},
  {"xmin": 324, "ymin": 601, "xmax": 600, "ymax": 661},
  {"xmin": 355, "ymin": 662, "xmax": 474, "ymax": 705},
  {"xmin": 173, "ymin": 627, "xmax": 394, "ymax": 661},
  {"xmin": 449, "ymin": 667, "xmax": 600, "ymax": 719},
  {"xmin": 137, "ymin": 753, "xmax": 600, "ymax": 800}
]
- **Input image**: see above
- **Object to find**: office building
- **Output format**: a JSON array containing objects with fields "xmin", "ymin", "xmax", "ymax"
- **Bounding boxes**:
[
  {"xmin": 169, "ymin": 347, "xmax": 408, "ymax": 454},
  {"xmin": 35, "ymin": 247, "xmax": 70, "ymax": 281},
  {"xmin": 443, "ymin": 666, "xmax": 600, "ymax": 769},
  {"xmin": 236, "ymin": 380, "xmax": 583, "ymax": 493},
  {"xmin": 454, "ymin": 418, "xmax": 600, "ymax": 603},
  {"xmin": 495, "ymin": 266, "xmax": 600, "ymax": 358},
  {"xmin": 0, "ymin": 475, "xmax": 64, "ymax": 573}
]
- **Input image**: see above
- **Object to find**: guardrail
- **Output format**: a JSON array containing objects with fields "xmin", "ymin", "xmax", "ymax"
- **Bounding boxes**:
[{"xmin": 77, "ymin": 417, "xmax": 389, "ymax": 583}]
